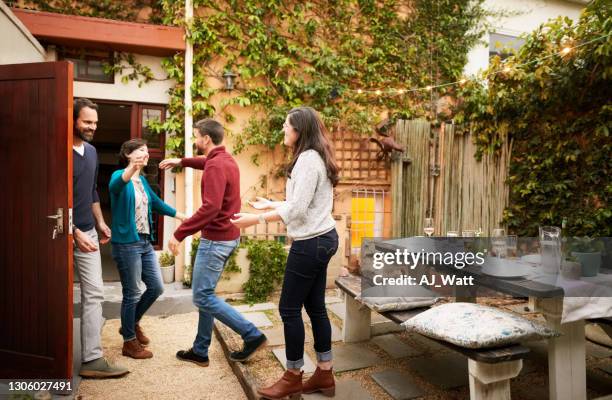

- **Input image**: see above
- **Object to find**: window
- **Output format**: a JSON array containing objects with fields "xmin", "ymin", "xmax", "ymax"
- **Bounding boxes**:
[
  {"xmin": 489, "ymin": 33, "xmax": 525, "ymax": 60},
  {"xmin": 59, "ymin": 48, "xmax": 114, "ymax": 83}
]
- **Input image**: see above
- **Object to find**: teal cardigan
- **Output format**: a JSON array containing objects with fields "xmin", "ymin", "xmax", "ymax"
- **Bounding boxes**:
[{"xmin": 109, "ymin": 169, "xmax": 176, "ymax": 244}]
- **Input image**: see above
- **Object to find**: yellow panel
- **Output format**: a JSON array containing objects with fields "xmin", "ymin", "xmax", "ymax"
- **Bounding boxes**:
[{"xmin": 351, "ymin": 197, "xmax": 375, "ymax": 248}]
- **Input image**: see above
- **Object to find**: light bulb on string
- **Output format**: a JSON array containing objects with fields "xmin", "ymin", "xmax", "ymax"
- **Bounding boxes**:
[
  {"xmin": 375, "ymin": 89, "xmax": 382, "ymax": 96},
  {"xmin": 459, "ymin": 78, "xmax": 467, "ymax": 85},
  {"xmin": 397, "ymin": 89, "xmax": 406, "ymax": 95},
  {"xmin": 560, "ymin": 47, "xmax": 572, "ymax": 56},
  {"xmin": 357, "ymin": 89, "xmax": 363, "ymax": 94},
  {"xmin": 425, "ymin": 85, "xmax": 432, "ymax": 91}
]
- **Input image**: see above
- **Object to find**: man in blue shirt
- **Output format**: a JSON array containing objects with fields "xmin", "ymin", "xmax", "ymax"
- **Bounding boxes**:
[{"xmin": 72, "ymin": 98, "xmax": 128, "ymax": 378}]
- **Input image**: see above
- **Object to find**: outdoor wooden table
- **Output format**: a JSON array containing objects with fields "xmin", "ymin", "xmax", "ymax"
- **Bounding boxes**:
[{"xmin": 374, "ymin": 238, "xmax": 610, "ymax": 400}]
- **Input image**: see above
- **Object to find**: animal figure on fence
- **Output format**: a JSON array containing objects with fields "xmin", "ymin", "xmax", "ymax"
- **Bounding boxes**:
[{"xmin": 369, "ymin": 119, "xmax": 405, "ymax": 161}]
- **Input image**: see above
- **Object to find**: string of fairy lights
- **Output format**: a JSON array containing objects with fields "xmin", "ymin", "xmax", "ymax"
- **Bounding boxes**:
[{"xmin": 346, "ymin": 32, "xmax": 611, "ymax": 97}]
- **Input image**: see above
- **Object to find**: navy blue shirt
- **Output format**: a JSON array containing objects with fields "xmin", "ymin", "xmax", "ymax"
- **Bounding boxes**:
[{"xmin": 73, "ymin": 142, "xmax": 100, "ymax": 231}]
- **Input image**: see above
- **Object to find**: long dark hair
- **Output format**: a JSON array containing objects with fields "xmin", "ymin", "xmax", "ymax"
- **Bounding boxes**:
[{"xmin": 286, "ymin": 107, "xmax": 339, "ymax": 187}]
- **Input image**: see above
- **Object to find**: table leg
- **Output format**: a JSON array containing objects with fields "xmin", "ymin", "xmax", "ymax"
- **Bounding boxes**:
[
  {"xmin": 537, "ymin": 298, "xmax": 587, "ymax": 400},
  {"xmin": 342, "ymin": 293, "xmax": 371, "ymax": 342}
]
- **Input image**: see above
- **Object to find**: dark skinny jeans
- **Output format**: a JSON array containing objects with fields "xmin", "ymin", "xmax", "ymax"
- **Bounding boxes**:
[{"xmin": 279, "ymin": 228, "xmax": 339, "ymax": 369}]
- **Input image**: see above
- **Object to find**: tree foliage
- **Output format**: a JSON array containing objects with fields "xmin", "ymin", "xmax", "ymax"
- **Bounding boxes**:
[{"xmin": 457, "ymin": 0, "xmax": 611, "ymax": 236}]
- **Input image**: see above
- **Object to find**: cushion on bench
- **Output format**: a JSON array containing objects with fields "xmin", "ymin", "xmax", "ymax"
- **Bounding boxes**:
[{"xmin": 402, "ymin": 302, "xmax": 559, "ymax": 349}]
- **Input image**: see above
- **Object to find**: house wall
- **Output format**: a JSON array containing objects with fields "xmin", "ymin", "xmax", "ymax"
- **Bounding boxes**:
[
  {"xmin": 0, "ymin": 2, "xmax": 45, "ymax": 64},
  {"xmin": 464, "ymin": 0, "xmax": 585, "ymax": 76}
]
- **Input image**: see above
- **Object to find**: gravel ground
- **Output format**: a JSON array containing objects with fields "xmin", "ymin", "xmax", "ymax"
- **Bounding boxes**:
[{"xmin": 76, "ymin": 312, "xmax": 247, "ymax": 400}]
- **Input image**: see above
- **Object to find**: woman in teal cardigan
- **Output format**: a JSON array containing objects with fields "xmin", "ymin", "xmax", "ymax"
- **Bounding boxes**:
[{"xmin": 109, "ymin": 138, "xmax": 185, "ymax": 359}]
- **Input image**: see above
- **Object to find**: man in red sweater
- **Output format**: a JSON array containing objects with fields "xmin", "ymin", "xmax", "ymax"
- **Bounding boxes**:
[{"xmin": 160, "ymin": 119, "xmax": 266, "ymax": 366}]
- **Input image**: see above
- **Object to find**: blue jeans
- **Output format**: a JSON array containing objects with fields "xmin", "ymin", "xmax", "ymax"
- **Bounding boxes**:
[
  {"xmin": 192, "ymin": 238, "xmax": 261, "ymax": 357},
  {"xmin": 112, "ymin": 234, "xmax": 164, "ymax": 341}
]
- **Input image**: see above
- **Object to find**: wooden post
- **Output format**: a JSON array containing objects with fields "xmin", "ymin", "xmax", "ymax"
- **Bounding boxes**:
[
  {"xmin": 468, "ymin": 359, "xmax": 522, "ymax": 400},
  {"xmin": 537, "ymin": 297, "xmax": 587, "ymax": 400},
  {"xmin": 342, "ymin": 293, "xmax": 371, "ymax": 342}
]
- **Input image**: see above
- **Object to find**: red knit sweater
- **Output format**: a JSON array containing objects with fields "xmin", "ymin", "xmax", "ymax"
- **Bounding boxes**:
[{"xmin": 173, "ymin": 146, "xmax": 241, "ymax": 242}]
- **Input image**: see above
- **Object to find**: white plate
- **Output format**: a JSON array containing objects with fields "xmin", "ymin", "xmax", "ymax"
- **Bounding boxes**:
[
  {"xmin": 521, "ymin": 254, "xmax": 541, "ymax": 264},
  {"xmin": 482, "ymin": 263, "xmax": 531, "ymax": 278}
]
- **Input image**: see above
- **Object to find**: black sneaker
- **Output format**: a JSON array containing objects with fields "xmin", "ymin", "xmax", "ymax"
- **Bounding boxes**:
[
  {"xmin": 229, "ymin": 334, "xmax": 268, "ymax": 362},
  {"xmin": 176, "ymin": 348, "xmax": 209, "ymax": 367}
]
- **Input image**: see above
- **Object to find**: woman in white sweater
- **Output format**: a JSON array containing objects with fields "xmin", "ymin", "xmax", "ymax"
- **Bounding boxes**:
[{"xmin": 231, "ymin": 107, "xmax": 339, "ymax": 399}]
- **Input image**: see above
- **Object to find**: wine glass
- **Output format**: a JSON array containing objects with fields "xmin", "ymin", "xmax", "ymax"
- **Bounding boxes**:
[{"xmin": 424, "ymin": 218, "xmax": 434, "ymax": 237}]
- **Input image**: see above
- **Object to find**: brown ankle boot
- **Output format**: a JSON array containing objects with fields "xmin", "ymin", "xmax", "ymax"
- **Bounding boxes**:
[
  {"xmin": 257, "ymin": 370, "xmax": 302, "ymax": 399},
  {"xmin": 122, "ymin": 339, "xmax": 153, "ymax": 359},
  {"xmin": 135, "ymin": 324, "xmax": 150, "ymax": 345},
  {"xmin": 303, "ymin": 367, "xmax": 335, "ymax": 396}
]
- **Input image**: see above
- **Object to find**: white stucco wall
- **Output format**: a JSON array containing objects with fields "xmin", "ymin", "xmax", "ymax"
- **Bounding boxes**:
[
  {"xmin": 465, "ymin": 0, "xmax": 585, "ymax": 76},
  {"xmin": 0, "ymin": 2, "xmax": 45, "ymax": 64},
  {"xmin": 45, "ymin": 48, "xmax": 174, "ymax": 104}
]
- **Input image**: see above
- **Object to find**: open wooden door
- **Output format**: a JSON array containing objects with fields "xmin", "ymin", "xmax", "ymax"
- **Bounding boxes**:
[{"xmin": 0, "ymin": 61, "xmax": 73, "ymax": 379}]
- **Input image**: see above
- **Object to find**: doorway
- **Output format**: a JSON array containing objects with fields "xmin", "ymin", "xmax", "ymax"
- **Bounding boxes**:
[{"xmin": 75, "ymin": 99, "xmax": 166, "ymax": 282}]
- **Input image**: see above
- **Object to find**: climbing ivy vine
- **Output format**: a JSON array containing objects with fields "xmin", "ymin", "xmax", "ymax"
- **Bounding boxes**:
[
  {"xmin": 148, "ymin": 0, "xmax": 499, "ymax": 158},
  {"xmin": 456, "ymin": 0, "xmax": 611, "ymax": 236}
]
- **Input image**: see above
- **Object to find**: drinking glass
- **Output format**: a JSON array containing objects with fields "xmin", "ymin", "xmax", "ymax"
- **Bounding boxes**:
[
  {"xmin": 492, "ymin": 228, "xmax": 507, "ymax": 258},
  {"xmin": 539, "ymin": 226, "xmax": 561, "ymax": 274},
  {"xmin": 462, "ymin": 230, "xmax": 475, "ymax": 237},
  {"xmin": 506, "ymin": 235, "xmax": 518, "ymax": 258},
  {"xmin": 447, "ymin": 231, "xmax": 459, "ymax": 237},
  {"xmin": 424, "ymin": 218, "xmax": 435, "ymax": 237}
]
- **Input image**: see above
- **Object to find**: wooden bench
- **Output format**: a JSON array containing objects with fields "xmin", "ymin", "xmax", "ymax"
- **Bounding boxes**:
[{"xmin": 335, "ymin": 274, "xmax": 530, "ymax": 400}]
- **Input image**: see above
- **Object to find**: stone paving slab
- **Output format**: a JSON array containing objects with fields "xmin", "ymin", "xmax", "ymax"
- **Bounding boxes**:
[
  {"xmin": 242, "ymin": 312, "xmax": 274, "ymax": 328},
  {"xmin": 260, "ymin": 327, "xmax": 312, "ymax": 346},
  {"xmin": 234, "ymin": 302, "xmax": 276, "ymax": 312},
  {"xmin": 406, "ymin": 353, "xmax": 469, "ymax": 389},
  {"xmin": 325, "ymin": 296, "xmax": 343, "ymax": 305},
  {"xmin": 598, "ymin": 363, "xmax": 612, "ymax": 375},
  {"xmin": 272, "ymin": 348, "xmax": 316, "ymax": 374},
  {"xmin": 407, "ymin": 333, "xmax": 448, "ymax": 353},
  {"xmin": 371, "ymin": 370, "xmax": 426, "ymax": 400},
  {"xmin": 303, "ymin": 379, "xmax": 373, "ymax": 400},
  {"xmin": 333, "ymin": 344, "xmax": 382, "ymax": 372},
  {"xmin": 588, "ymin": 342, "xmax": 612, "ymax": 359},
  {"xmin": 327, "ymin": 302, "xmax": 345, "ymax": 320},
  {"xmin": 371, "ymin": 334, "xmax": 423, "ymax": 359}
]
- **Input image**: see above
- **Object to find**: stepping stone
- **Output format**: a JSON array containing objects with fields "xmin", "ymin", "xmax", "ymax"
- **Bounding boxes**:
[
  {"xmin": 598, "ymin": 364, "xmax": 612, "ymax": 375},
  {"xmin": 242, "ymin": 312, "xmax": 273, "ymax": 328},
  {"xmin": 588, "ymin": 342, "xmax": 612, "ymax": 359},
  {"xmin": 407, "ymin": 353, "xmax": 468, "ymax": 389},
  {"xmin": 272, "ymin": 348, "xmax": 316, "ymax": 374},
  {"xmin": 328, "ymin": 302, "xmax": 345, "ymax": 320},
  {"xmin": 234, "ymin": 302, "xmax": 276, "ymax": 312},
  {"xmin": 331, "ymin": 322, "xmax": 342, "ymax": 342},
  {"xmin": 371, "ymin": 334, "xmax": 422, "ymax": 359},
  {"xmin": 371, "ymin": 370, "xmax": 426, "ymax": 399},
  {"xmin": 262, "ymin": 327, "xmax": 312, "ymax": 346},
  {"xmin": 408, "ymin": 333, "xmax": 447, "ymax": 353},
  {"xmin": 303, "ymin": 379, "xmax": 373, "ymax": 400},
  {"xmin": 593, "ymin": 396, "xmax": 612, "ymax": 400},
  {"xmin": 333, "ymin": 344, "xmax": 382, "ymax": 372},
  {"xmin": 261, "ymin": 327, "xmax": 285, "ymax": 346},
  {"xmin": 325, "ymin": 296, "xmax": 343, "ymax": 304}
]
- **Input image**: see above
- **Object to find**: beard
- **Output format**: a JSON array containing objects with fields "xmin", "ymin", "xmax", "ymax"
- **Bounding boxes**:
[{"xmin": 76, "ymin": 127, "xmax": 94, "ymax": 143}]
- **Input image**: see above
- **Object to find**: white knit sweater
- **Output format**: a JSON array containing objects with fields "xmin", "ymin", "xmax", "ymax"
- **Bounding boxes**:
[{"xmin": 276, "ymin": 150, "xmax": 336, "ymax": 240}]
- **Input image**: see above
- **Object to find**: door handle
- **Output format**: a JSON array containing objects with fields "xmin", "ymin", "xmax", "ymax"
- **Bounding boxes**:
[{"xmin": 47, "ymin": 208, "xmax": 64, "ymax": 239}]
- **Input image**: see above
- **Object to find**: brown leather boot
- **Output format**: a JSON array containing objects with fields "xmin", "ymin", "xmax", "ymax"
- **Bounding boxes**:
[
  {"xmin": 303, "ymin": 367, "xmax": 335, "ymax": 396},
  {"xmin": 257, "ymin": 370, "xmax": 302, "ymax": 399},
  {"xmin": 122, "ymin": 339, "xmax": 153, "ymax": 359},
  {"xmin": 119, "ymin": 325, "xmax": 150, "ymax": 346},
  {"xmin": 135, "ymin": 324, "xmax": 150, "ymax": 345}
]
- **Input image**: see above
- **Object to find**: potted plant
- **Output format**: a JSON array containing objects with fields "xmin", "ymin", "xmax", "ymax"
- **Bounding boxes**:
[
  {"xmin": 569, "ymin": 237, "xmax": 604, "ymax": 277},
  {"xmin": 159, "ymin": 251, "xmax": 175, "ymax": 284}
]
